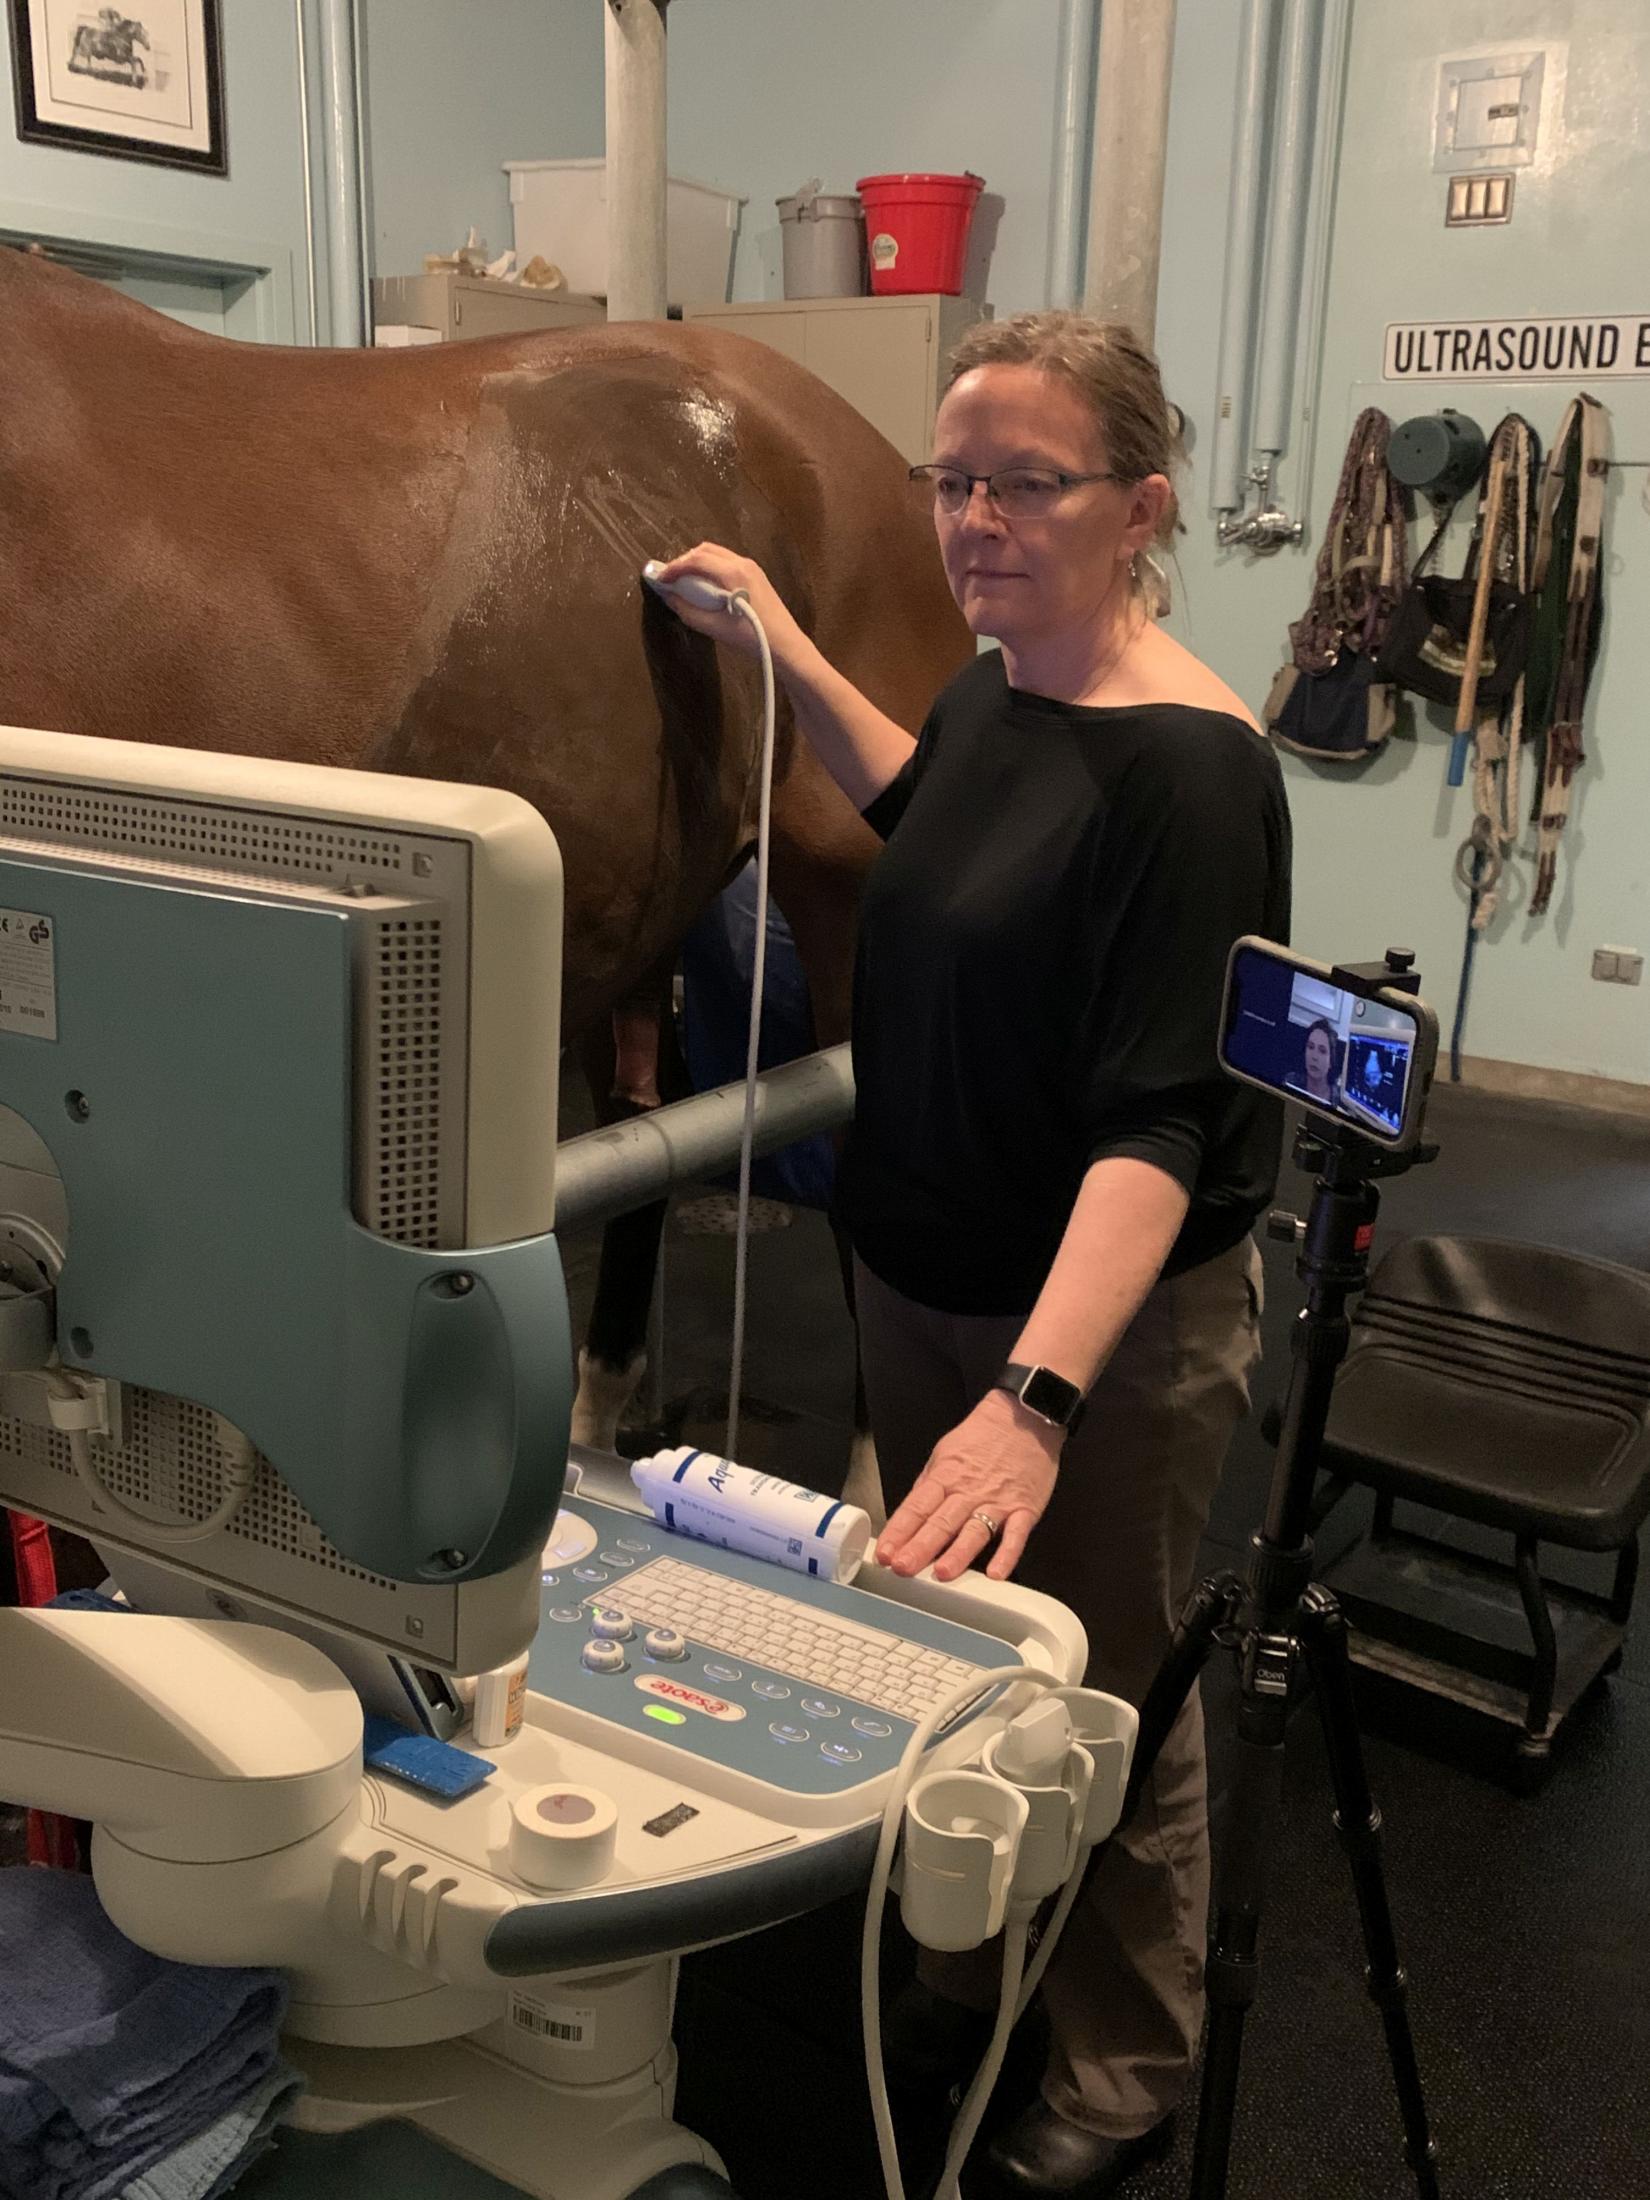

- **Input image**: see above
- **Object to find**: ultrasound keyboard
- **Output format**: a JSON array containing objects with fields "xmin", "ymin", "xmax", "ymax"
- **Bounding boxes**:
[
  {"xmin": 530, "ymin": 1497, "xmax": 1026, "ymax": 1800},
  {"xmin": 604, "ymin": 1555, "xmax": 988, "ymax": 1725}
]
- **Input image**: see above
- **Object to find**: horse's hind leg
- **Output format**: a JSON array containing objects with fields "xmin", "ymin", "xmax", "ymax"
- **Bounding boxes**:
[{"xmin": 569, "ymin": 969, "xmax": 689, "ymax": 1452}]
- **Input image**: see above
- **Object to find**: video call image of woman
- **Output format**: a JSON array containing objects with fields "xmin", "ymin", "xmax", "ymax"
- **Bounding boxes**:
[{"xmin": 1288, "ymin": 1017, "xmax": 1341, "ymax": 1106}]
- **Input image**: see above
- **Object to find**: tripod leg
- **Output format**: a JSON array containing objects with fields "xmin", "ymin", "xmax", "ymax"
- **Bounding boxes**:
[
  {"xmin": 1189, "ymin": 1636, "xmax": 1291, "ymax": 2200},
  {"xmin": 1120, "ymin": 1572, "xmax": 1244, "ymax": 1830},
  {"xmin": 1057, "ymin": 1573, "xmax": 1244, "ymax": 1948},
  {"xmin": 1299, "ymin": 1588, "xmax": 1441, "ymax": 2200}
]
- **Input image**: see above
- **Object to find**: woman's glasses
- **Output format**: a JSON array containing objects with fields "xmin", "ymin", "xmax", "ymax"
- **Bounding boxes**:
[{"xmin": 908, "ymin": 465, "xmax": 1125, "ymax": 517}]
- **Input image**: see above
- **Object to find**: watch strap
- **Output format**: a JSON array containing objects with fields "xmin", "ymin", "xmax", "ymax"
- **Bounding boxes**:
[{"xmin": 996, "ymin": 1361, "xmax": 1086, "ymax": 1433}]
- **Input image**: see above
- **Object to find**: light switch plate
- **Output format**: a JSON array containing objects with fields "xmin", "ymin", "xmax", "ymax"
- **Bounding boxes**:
[{"xmin": 1446, "ymin": 173, "xmax": 1514, "ymax": 225}]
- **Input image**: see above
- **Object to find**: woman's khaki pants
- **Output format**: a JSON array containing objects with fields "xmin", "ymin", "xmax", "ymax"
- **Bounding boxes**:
[{"xmin": 854, "ymin": 1237, "xmax": 1264, "ymax": 2140}]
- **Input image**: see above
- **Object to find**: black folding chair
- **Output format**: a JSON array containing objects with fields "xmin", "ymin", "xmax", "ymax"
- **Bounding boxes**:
[{"xmin": 1304, "ymin": 1235, "xmax": 1650, "ymax": 1790}]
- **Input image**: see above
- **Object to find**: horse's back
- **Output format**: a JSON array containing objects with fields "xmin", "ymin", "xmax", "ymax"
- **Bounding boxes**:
[{"xmin": 0, "ymin": 250, "xmax": 969, "ymax": 1023}]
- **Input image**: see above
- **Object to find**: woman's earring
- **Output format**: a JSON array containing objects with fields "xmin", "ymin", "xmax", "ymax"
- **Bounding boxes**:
[{"xmin": 1136, "ymin": 550, "xmax": 1169, "ymax": 617}]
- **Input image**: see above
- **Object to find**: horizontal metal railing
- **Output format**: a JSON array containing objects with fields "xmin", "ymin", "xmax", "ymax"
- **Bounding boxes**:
[{"xmin": 553, "ymin": 1044, "xmax": 854, "ymax": 1233}]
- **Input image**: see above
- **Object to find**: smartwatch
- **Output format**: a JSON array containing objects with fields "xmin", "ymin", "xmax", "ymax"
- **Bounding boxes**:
[{"xmin": 995, "ymin": 1361, "xmax": 1086, "ymax": 1435}]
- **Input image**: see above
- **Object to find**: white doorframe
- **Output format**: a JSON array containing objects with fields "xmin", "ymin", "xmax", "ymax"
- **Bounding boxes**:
[{"xmin": 0, "ymin": 204, "xmax": 302, "ymax": 343}]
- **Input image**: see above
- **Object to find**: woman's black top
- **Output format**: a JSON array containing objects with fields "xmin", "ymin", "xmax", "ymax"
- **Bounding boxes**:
[{"xmin": 836, "ymin": 652, "xmax": 1293, "ymax": 1318}]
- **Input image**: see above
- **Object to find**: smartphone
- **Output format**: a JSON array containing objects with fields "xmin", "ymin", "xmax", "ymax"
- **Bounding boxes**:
[{"xmin": 1218, "ymin": 938, "xmax": 1438, "ymax": 1149}]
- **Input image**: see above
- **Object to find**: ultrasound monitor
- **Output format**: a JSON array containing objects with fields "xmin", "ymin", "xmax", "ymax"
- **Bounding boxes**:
[{"xmin": 0, "ymin": 725, "xmax": 571, "ymax": 1675}]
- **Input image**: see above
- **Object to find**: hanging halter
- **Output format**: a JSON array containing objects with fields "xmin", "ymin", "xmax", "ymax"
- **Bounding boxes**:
[
  {"xmin": 1452, "ymin": 414, "xmax": 1539, "ymax": 932},
  {"xmin": 1526, "ymin": 394, "xmax": 1610, "ymax": 915},
  {"xmin": 1288, "ymin": 407, "xmax": 1410, "ymax": 675}
]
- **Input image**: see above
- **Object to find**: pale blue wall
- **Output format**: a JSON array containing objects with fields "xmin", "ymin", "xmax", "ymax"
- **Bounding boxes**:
[
  {"xmin": 359, "ymin": 0, "xmax": 603, "ymax": 279},
  {"xmin": 666, "ymin": 0, "xmax": 1066, "ymax": 311},
  {"xmin": 355, "ymin": 0, "xmax": 1067, "ymax": 313},
  {"xmin": 0, "ymin": 0, "xmax": 312, "ymax": 339},
  {"xmin": 1157, "ymin": 0, "xmax": 1650, "ymax": 1085}
]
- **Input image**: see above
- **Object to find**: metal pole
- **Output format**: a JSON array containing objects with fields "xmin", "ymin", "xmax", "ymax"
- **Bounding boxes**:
[
  {"xmin": 604, "ymin": 0, "xmax": 669, "ymax": 323},
  {"xmin": 317, "ymin": 0, "xmax": 367, "ymax": 347},
  {"xmin": 553, "ymin": 1045, "xmax": 855, "ymax": 1234},
  {"xmin": 1251, "ymin": 0, "xmax": 1323, "ymax": 460},
  {"xmin": 1292, "ymin": 0, "xmax": 1355, "ymax": 522},
  {"xmin": 292, "ymin": 0, "xmax": 320, "ymax": 344},
  {"xmin": 1209, "ymin": 0, "xmax": 1278, "ymax": 514},
  {"xmin": 1046, "ymin": 0, "xmax": 1100, "ymax": 310},
  {"xmin": 1082, "ymin": 0, "xmax": 1179, "ymax": 342}
]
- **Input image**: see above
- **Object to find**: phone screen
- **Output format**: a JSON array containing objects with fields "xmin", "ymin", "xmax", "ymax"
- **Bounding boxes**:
[{"xmin": 1221, "ymin": 944, "xmax": 1420, "ymax": 1142}]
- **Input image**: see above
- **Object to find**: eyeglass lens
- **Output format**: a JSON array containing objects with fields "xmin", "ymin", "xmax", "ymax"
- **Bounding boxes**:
[{"xmin": 925, "ymin": 470, "xmax": 1071, "ymax": 516}]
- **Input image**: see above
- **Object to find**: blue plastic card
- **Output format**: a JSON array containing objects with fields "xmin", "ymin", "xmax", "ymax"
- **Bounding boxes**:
[{"xmin": 362, "ymin": 1715, "xmax": 495, "ymax": 1799}]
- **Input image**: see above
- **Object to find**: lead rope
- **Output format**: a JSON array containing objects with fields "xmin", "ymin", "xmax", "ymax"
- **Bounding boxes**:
[
  {"xmin": 1450, "ymin": 414, "xmax": 1538, "ymax": 1078},
  {"xmin": 1528, "ymin": 393, "xmax": 1610, "ymax": 915},
  {"xmin": 1454, "ymin": 415, "xmax": 1537, "ymax": 930}
]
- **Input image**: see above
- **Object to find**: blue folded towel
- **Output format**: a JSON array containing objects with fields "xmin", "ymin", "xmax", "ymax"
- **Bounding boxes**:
[
  {"xmin": 0, "ymin": 1869, "xmax": 290, "ymax": 2200},
  {"xmin": 118, "ymin": 2060, "xmax": 302, "ymax": 2200}
]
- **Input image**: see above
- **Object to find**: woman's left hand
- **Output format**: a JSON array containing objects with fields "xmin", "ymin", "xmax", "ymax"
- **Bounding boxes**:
[{"xmin": 876, "ymin": 1391, "xmax": 1063, "ymax": 1584}]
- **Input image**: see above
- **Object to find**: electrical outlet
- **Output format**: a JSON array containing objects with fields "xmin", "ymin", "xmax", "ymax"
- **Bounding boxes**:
[{"xmin": 1592, "ymin": 947, "xmax": 1642, "ymax": 985}]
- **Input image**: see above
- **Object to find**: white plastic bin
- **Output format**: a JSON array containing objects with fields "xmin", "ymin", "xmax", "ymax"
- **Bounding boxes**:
[{"xmin": 505, "ymin": 159, "xmax": 744, "ymax": 305}]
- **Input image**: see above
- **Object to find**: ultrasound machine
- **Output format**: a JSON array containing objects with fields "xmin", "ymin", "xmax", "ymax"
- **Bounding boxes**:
[{"xmin": 0, "ymin": 728, "xmax": 1133, "ymax": 2200}]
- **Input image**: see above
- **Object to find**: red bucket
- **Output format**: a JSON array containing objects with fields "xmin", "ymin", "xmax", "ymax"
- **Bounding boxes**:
[{"xmin": 855, "ymin": 171, "xmax": 983, "ymax": 296}]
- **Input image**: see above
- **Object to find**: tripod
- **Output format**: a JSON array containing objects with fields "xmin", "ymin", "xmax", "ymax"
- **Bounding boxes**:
[{"xmin": 1117, "ymin": 1097, "xmax": 1443, "ymax": 2197}]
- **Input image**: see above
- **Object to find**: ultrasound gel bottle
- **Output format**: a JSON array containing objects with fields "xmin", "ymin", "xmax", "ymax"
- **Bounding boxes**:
[{"xmin": 630, "ymin": 1448, "xmax": 873, "ymax": 1583}]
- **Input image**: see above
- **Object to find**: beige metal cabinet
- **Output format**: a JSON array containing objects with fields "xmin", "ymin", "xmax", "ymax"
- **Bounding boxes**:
[
  {"xmin": 682, "ymin": 294, "xmax": 989, "ymax": 463},
  {"xmin": 371, "ymin": 273, "xmax": 605, "ymax": 343}
]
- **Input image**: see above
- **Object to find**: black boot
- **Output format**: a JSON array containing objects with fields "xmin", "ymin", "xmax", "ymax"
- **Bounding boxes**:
[{"xmin": 968, "ymin": 2098, "xmax": 1175, "ymax": 2198}]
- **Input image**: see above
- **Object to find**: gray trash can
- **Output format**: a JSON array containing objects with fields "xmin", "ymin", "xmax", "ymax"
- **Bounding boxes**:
[{"xmin": 777, "ymin": 180, "xmax": 866, "ymax": 299}]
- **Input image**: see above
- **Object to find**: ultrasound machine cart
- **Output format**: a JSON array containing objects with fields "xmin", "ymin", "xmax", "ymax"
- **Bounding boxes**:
[{"xmin": 0, "ymin": 728, "xmax": 1124, "ymax": 2200}]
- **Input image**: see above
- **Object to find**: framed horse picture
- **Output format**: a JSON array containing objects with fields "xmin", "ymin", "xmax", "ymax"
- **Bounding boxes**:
[{"xmin": 8, "ymin": 0, "xmax": 225, "ymax": 174}]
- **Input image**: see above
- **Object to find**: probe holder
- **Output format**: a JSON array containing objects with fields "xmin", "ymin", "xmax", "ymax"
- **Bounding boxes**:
[
  {"xmin": 901, "ymin": 1768, "xmax": 1028, "ymax": 1952},
  {"xmin": 1055, "ymin": 1686, "xmax": 1140, "ymax": 1847}
]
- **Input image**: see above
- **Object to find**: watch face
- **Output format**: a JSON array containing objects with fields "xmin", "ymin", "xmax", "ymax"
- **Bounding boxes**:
[{"xmin": 1021, "ymin": 1366, "xmax": 1080, "ymax": 1424}]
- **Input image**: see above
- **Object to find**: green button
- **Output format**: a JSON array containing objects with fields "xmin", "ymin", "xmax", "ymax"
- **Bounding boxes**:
[{"xmin": 644, "ymin": 1704, "xmax": 687, "ymax": 1725}]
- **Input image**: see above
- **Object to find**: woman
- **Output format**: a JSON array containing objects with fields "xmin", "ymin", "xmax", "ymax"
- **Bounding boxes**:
[
  {"xmin": 651, "ymin": 312, "xmax": 1291, "ymax": 2200},
  {"xmin": 1291, "ymin": 1017, "xmax": 1341, "ymax": 1107}
]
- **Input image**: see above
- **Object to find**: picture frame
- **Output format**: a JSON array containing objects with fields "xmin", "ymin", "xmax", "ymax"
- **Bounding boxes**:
[{"xmin": 8, "ymin": 0, "xmax": 225, "ymax": 174}]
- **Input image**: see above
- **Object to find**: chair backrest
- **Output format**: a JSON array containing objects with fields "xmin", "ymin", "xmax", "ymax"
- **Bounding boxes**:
[{"xmin": 1355, "ymin": 1234, "xmax": 1650, "ymax": 1409}]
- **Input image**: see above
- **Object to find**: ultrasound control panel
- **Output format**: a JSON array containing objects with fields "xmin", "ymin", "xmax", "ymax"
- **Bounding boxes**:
[{"xmin": 528, "ymin": 1499, "xmax": 1025, "ymax": 1798}]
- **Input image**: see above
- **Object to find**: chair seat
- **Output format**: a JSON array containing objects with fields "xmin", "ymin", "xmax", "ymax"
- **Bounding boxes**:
[{"xmin": 1320, "ymin": 1234, "xmax": 1650, "ymax": 1551}]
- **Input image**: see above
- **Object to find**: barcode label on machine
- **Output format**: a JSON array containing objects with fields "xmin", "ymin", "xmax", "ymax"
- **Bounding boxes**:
[{"xmin": 509, "ymin": 1992, "xmax": 597, "ymax": 2049}]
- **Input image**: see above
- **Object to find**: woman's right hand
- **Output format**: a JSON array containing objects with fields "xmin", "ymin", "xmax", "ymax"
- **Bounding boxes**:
[{"xmin": 646, "ymin": 542, "xmax": 805, "ymax": 668}]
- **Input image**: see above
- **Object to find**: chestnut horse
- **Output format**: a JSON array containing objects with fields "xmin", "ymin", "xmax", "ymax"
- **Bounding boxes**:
[{"xmin": 0, "ymin": 247, "xmax": 970, "ymax": 1453}]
